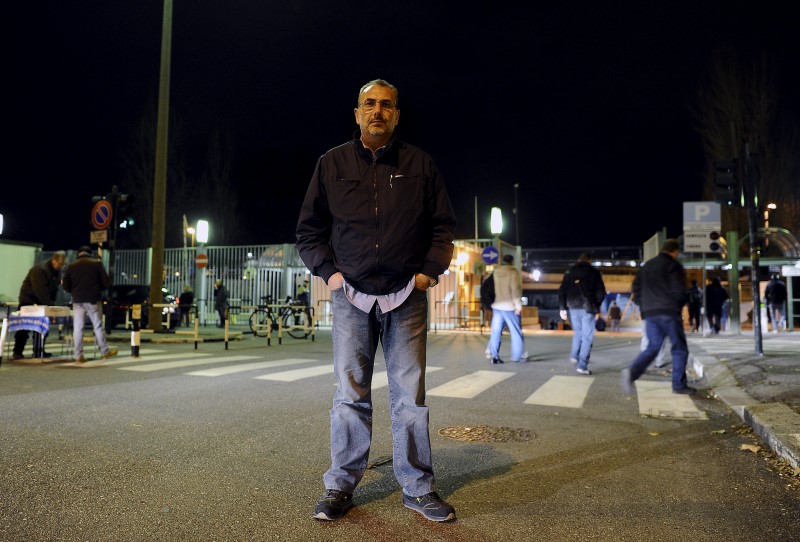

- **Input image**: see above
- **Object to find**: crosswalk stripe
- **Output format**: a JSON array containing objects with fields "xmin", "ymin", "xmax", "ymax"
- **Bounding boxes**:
[
  {"xmin": 187, "ymin": 358, "xmax": 317, "ymax": 377},
  {"xmin": 254, "ymin": 364, "xmax": 333, "ymax": 382},
  {"xmin": 428, "ymin": 370, "xmax": 514, "ymax": 398},
  {"xmin": 102, "ymin": 352, "xmax": 212, "ymax": 366},
  {"xmin": 524, "ymin": 375, "xmax": 594, "ymax": 408},
  {"xmin": 359, "ymin": 366, "xmax": 445, "ymax": 390},
  {"xmin": 119, "ymin": 355, "xmax": 260, "ymax": 372},
  {"xmin": 635, "ymin": 380, "xmax": 707, "ymax": 419}
]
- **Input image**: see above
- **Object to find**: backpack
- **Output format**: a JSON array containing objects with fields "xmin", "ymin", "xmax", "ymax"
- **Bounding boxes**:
[
  {"xmin": 688, "ymin": 287, "xmax": 702, "ymax": 306},
  {"xmin": 480, "ymin": 274, "xmax": 495, "ymax": 306}
]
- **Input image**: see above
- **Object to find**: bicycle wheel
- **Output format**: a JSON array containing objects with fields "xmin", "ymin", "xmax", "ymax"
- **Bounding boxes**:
[
  {"xmin": 285, "ymin": 307, "xmax": 310, "ymax": 339},
  {"xmin": 249, "ymin": 309, "xmax": 270, "ymax": 336}
]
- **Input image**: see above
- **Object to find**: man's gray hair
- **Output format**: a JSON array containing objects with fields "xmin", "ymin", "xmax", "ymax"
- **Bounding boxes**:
[{"xmin": 358, "ymin": 79, "xmax": 398, "ymax": 106}]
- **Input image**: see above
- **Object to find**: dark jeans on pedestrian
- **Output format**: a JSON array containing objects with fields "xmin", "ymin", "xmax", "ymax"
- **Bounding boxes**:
[{"xmin": 628, "ymin": 314, "xmax": 689, "ymax": 390}]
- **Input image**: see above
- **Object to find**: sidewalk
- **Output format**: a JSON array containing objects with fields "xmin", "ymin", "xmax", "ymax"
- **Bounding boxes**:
[{"xmin": 687, "ymin": 330, "xmax": 800, "ymax": 471}]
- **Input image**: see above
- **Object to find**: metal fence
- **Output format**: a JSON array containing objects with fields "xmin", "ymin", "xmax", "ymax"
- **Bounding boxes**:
[{"xmin": 41, "ymin": 238, "xmax": 514, "ymax": 332}]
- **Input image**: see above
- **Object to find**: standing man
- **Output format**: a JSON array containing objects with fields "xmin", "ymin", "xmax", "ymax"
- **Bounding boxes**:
[
  {"xmin": 764, "ymin": 274, "xmax": 787, "ymax": 333},
  {"xmin": 558, "ymin": 251, "xmax": 606, "ymax": 375},
  {"xmin": 62, "ymin": 246, "xmax": 117, "ymax": 362},
  {"xmin": 213, "ymin": 279, "xmax": 229, "ymax": 328},
  {"xmin": 12, "ymin": 251, "xmax": 67, "ymax": 360},
  {"xmin": 621, "ymin": 239, "xmax": 695, "ymax": 395},
  {"xmin": 296, "ymin": 79, "xmax": 457, "ymax": 523},
  {"xmin": 487, "ymin": 254, "xmax": 526, "ymax": 364}
]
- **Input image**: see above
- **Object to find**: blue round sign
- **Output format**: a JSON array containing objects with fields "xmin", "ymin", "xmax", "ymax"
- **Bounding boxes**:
[
  {"xmin": 481, "ymin": 246, "xmax": 499, "ymax": 264},
  {"xmin": 91, "ymin": 200, "xmax": 113, "ymax": 230}
]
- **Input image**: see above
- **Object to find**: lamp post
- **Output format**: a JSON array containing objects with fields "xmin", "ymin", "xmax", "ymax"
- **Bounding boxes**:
[
  {"xmin": 194, "ymin": 220, "xmax": 209, "ymax": 325},
  {"xmin": 491, "ymin": 207, "xmax": 503, "ymax": 253},
  {"xmin": 764, "ymin": 202, "xmax": 776, "ymax": 249},
  {"xmin": 513, "ymin": 183, "xmax": 519, "ymax": 246}
]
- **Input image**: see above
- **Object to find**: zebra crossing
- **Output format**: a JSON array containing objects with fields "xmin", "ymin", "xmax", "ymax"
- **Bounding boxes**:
[{"xmin": 65, "ymin": 349, "xmax": 706, "ymax": 419}]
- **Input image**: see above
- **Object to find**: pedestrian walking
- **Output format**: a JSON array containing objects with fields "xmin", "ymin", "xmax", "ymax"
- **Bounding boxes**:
[
  {"xmin": 608, "ymin": 301, "xmax": 622, "ymax": 332},
  {"xmin": 705, "ymin": 277, "xmax": 728, "ymax": 334},
  {"xmin": 61, "ymin": 246, "xmax": 117, "ymax": 362},
  {"xmin": 179, "ymin": 285, "xmax": 194, "ymax": 327},
  {"xmin": 487, "ymin": 254, "xmax": 526, "ymax": 363},
  {"xmin": 621, "ymin": 238, "xmax": 695, "ymax": 395},
  {"xmin": 764, "ymin": 274, "xmax": 787, "ymax": 333},
  {"xmin": 296, "ymin": 79, "xmax": 457, "ymax": 523},
  {"xmin": 558, "ymin": 251, "xmax": 606, "ymax": 375},
  {"xmin": 687, "ymin": 279, "xmax": 703, "ymax": 332}
]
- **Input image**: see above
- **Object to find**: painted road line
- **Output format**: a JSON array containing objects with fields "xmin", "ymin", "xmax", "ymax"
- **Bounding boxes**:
[
  {"xmin": 524, "ymin": 375, "xmax": 594, "ymax": 408},
  {"xmin": 428, "ymin": 370, "xmax": 514, "ymax": 399},
  {"xmin": 119, "ymin": 355, "xmax": 260, "ymax": 372},
  {"xmin": 367, "ymin": 366, "xmax": 444, "ymax": 390},
  {"xmin": 254, "ymin": 364, "xmax": 333, "ymax": 382},
  {"xmin": 187, "ymin": 358, "xmax": 318, "ymax": 377},
  {"xmin": 102, "ymin": 352, "xmax": 213, "ymax": 366},
  {"xmin": 635, "ymin": 380, "xmax": 708, "ymax": 420}
]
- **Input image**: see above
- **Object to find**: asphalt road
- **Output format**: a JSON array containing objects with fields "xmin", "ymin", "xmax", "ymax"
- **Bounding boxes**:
[{"xmin": 1, "ymin": 330, "xmax": 798, "ymax": 541}]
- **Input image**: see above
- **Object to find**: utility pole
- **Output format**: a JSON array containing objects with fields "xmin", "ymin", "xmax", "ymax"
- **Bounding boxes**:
[
  {"xmin": 744, "ymin": 143, "xmax": 763, "ymax": 355},
  {"xmin": 148, "ymin": 0, "xmax": 173, "ymax": 332}
]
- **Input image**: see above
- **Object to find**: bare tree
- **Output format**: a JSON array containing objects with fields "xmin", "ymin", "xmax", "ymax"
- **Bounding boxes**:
[
  {"xmin": 195, "ymin": 130, "xmax": 244, "ymax": 245},
  {"xmin": 694, "ymin": 47, "xmax": 800, "ymax": 246},
  {"xmin": 117, "ymin": 106, "xmax": 191, "ymax": 249}
]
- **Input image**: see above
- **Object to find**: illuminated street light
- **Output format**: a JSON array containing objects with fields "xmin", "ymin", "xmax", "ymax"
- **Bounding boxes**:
[
  {"xmin": 196, "ymin": 220, "xmax": 209, "ymax": 244},
  {"xmin": 490, "ymin": 207, "xmax": 503, "ymax": 235},
  {"xmin": 187, "ymin": 226, "xmax": 196, "ymax": 247}
]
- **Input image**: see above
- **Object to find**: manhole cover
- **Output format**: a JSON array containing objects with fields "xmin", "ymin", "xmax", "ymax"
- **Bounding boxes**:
[{"xmin": 438, "ymin": 425, "xmax": 535, "ymax": 442}]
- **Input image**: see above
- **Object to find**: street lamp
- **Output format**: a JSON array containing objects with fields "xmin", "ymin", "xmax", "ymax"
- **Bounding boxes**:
[
  {"xmin": 186, "ymin": 226, "xmax": 196, "ymax": 247},
  {"xmin": 491, "ymin": 207, "xmax": 503, "ymax": 252},
  {"xmin": 513, "ymin": 183, "xmax": 519, "ymax": 246},
  {"xmin": 764, "ymin": 202, "xmax": 777, "ymax": 229},
  {"xmin": 196, "ymin": 220, "xmax": 209, "ymax": 244}
]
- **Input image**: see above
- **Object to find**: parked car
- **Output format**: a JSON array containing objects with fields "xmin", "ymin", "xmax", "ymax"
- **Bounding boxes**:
[{"xmin": 105, "ymin": 284, "xmax": 178, "ymax": 330}]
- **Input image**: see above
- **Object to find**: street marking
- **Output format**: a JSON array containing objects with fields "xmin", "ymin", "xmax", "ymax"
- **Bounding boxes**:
[
  {"xmin": 254, "ymin": 364, "xmax": 333, "ymax": 382},
  {"xmin": 428, "ymin": 370, "xmax": 514, "ymax": 398},
  {"xmin": 187, "ymin": 358, "xmax": 317, "ymax": 376},
  {"xmin": 102, "ymin": 352, "xmax": 213, "ymax": 366},
  {"xmin": 635, "ymin": 380, "xmax": 707, "ymax": 419},
  {"xmin": 361, "ymin": 366, "xmax": 445, "ymax": 390},
  {"xmin": 524, "ymin": 375, "xmax": 594, "ymax": 408},
  {"xmin": 119, "ymin": 355, "xmax": 260, "ymax": 372}
]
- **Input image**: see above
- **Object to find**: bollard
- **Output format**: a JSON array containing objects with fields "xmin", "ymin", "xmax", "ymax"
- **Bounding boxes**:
[
  {"xmin": 131, "ymin": 304, "xmax": 141, "ymax": 358},
  {"xmin": 224, "ymin": 308, "xmax": 229, "ymax": 351},
  {"xmin": 193, "ymin": 305, "xmax": 200, "ymax": 350}
]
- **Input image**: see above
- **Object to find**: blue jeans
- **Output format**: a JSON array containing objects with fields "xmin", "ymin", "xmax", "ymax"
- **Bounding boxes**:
[
  {"xmin": 72, "ymin": 302, "xmax": 109, "ymax": 357},
  {"xmin": 488, "ymin": 309, "xmax": 525, "ymax": 361},
  {"xmin": 324, "ymin": 287, "xmax": 435, "ymax": 497},
  {"xmin": 628, "ymin": 314, "xmax": 689, "ymax": 390},
  {"xmin": 568, "ymin": 308, "xmax": 596, "ymax": 370}
]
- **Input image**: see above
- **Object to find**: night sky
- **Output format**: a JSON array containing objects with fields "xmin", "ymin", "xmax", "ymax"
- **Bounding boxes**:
[{"xmin": 5, "ymin": 1, "xmax": 798, "ymax": 251}]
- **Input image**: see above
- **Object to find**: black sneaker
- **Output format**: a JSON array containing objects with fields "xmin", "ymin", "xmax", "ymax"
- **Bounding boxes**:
[
  {"xmin": 672, "ymin": 386, "xmax": 697, "ymax": 395},
  {"xmin": 12, "ymin": 353, "xmax": 24, "ymax": 361},
  {"xmin": 312, "ymin": 489, "xmax": 353, "ymax": 521},
  {"xmin": 491, "ymin": 357, "xmax": 504, "ymax": 364},
  {"xmin": 402, "ymin": 492, "xmax": 456, "ymax": 522}
]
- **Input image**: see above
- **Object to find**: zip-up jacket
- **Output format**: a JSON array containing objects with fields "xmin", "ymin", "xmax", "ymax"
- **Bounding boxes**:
[
  {"xmin": 296, "ymin": 134, "xmax": 457, "ymax": 296},
  {"xmin": 491, "ymin": 263, "xmax": 522, "ymax": 312},
  {"xmin": 19, "ymin": 260, "xmax": 61, "ymax": 306},
  {"xmin": 631, "ymin": 251, "xmax": 687, "ymax": 318},
  {"xmin": 62, "ymin": 255, "xmax": 111, "ymax": 304},
  {"xmin": 558, "ymin": 261, "xmax": 606, "ymax": 313}
]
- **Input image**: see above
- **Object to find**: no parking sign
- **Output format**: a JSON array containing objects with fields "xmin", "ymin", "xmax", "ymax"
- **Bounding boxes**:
[{"xmin": 91, "ymin": 200, "xmax": 113, "ymax": 230}]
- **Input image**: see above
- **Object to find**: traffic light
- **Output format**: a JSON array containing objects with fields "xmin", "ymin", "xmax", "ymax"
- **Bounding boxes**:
[
  {"xmin": 117, "ymin": 193, "xmax": 134, "ymax": 228},
  {"xmin": 709, "ymin": 231, "xmax": 722, "ymax": 252},
  {"xmin": 713, "ymin": 159, "xmax": 743, "ymax": 208}
]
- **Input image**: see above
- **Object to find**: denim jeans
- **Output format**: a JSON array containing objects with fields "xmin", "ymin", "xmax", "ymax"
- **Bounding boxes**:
[
  {"xmin": 568, "ymin": 308, "xmax": 596, "ymax": 370},
  {"xmin": 324, "ymin": 287, "xmax": 435, "ymax": 497},
  {"xmin": 770, "ymin": 302, "xmax": 786, "ymax": 331},
  {"xmin": 488, "ymin": 309, "xmax": 525, "ymax": 361},
  {"xmin": 73, "ymin": 302, "xmax": 109, "ymax": 357},
  {"xmin": 628, "ymin": 314, "xmax": 689, "ymax": 390}
]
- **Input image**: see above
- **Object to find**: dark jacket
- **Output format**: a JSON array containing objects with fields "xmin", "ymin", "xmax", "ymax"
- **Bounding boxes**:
[
  {"xmin": 295, "ymin": 134, "xmax": 457, "ymax": 296},
  {"xmin": 19, "ymin": 260, "xmax": 61, "ymax": 306},
  {"xmin": 558, "ymin": 261, "xmax": 606, "ymax": 313},
  {"xmin": 62, "ymin": 255, "xmax": 111, "ymax": 304},
  {"xmin": 765, "ymin": 278, "xmax": 787, "ymax": 304},
  {"xmin": 632, "ymin": 252, "xmax": 687, "ymax": 318},
  {"xmin": 705, "ymin": 278, "xmax": 729, "ymax": 312}
]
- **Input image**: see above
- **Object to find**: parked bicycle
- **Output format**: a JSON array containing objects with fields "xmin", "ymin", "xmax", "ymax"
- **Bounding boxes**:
[{"xmin": 248, "ymin": 295, "xmax": 313, "ymax": 340}]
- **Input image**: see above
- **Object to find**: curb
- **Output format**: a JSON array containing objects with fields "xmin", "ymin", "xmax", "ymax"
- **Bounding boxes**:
[{"xmin": 699, "ymin": 355, "xmax": 800, "ymax": 470}]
